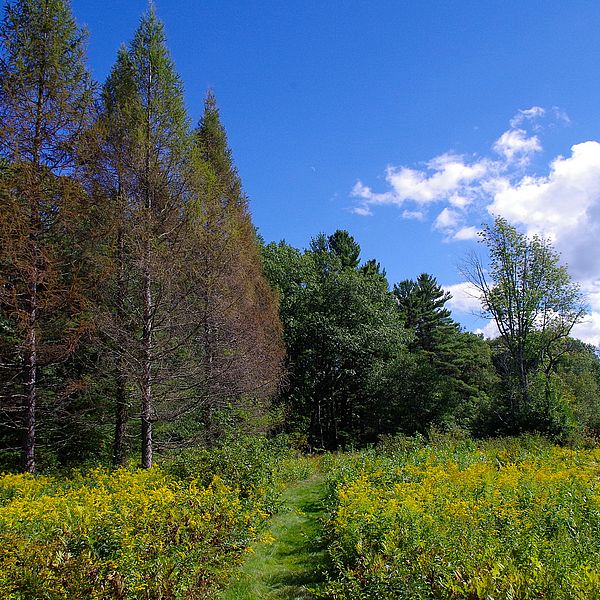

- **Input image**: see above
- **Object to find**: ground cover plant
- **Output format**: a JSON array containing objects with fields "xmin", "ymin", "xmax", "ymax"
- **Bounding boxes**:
[
  {"xmin": 322, "ymin": 435, "xmax": 600, "ymax": 599},
  {"xmin": 0, "ymin": 437, "xmax": 300, "ymax": 599}
]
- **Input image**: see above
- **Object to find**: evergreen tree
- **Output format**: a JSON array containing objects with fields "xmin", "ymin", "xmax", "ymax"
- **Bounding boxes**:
[
  {"xmin": 394, "ymin": 273, "xmax": 457, "ymax": 354},
  {"xmin": 392, "ymin": 273, "xmax": 496, "ymax": 433},
  {"xmin": 0, "ymin": 0, "xmax": 93, "ymax": 472}
]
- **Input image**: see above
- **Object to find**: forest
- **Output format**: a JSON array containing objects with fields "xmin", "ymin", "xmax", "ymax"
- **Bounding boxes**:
[{"xmin": 1, "ymin": 1, "xmax": 600, "ymax": 598}]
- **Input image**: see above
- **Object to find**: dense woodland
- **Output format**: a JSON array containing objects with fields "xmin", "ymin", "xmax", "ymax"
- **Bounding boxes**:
[{"xmin": 1, "ymin": 0, "xmax": 599, "ymax": 475}]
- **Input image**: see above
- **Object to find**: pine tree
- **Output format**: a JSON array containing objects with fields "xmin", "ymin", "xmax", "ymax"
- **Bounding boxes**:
[
  {"xmin": 393, "ymin": 273, "xmax": 495, "ymax": 433},
  {"xmin": 394, "ymin": 273, "xmax": 458, "ymax": 355},
  {"xmin": 0, "ymin": 0, "xmax": 93, "ymax": 472}
]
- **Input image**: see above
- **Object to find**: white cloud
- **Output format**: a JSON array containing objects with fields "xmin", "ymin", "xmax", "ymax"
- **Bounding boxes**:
[
  {"xmin": 474, "ymin": 320, "xmax": 500, "ymax": 339},
  {"xmin": 570, "ymin": 280, "xmax": 600, "ymax": 347},
  {"xmin": 453, "ymin": 226, "xmax": 480, "ymax": 241},
  {"xmin": 351, "ymin": 105, "xmax": 600, "ymax": 345},
  {"xmin": 402, "ymin": 209, "xmax": 425, "ymax": 220},
  {"xmin": 444, "ymin": 281, "xmax": 502, "ymax": 338},
  {"xmin": 509, "ymin": 106, "xmax": 546, "ymax": 128},
  {"xmin": 493, "ymin": 128, "xmax": 541, "ymax": 163},
  {"xmin": 433, "ymin": 207, "xmax": 460, "ymax": 231},
  {"xmin": 488, "ymin": 141, "xmax": 600, "ymax": 283},
  {"xmin": 386, "ymin": 154, "xmax": 488, "ymax": 205},
  {"xmin": 443, "ymin": 282, "xmax": 482, "ymax": 314},
  {"xmin": 351, "ymin": 153, "xmax": 489, "ymax": 216}
]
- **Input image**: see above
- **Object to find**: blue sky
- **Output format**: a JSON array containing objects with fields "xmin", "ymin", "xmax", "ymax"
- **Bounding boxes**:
[{"xmin": 72, "ymin": 1, "xmax": 600, "ymax": 346}]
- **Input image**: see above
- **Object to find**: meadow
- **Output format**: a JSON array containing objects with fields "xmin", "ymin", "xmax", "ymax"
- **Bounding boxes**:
[
  {"xmin": 3, "ymin": 435, "xmax": 600, "ymax": 599},
  {"xmin": 321, "ymin": 435, "xmax": 600, "ymax": 599},
  {"xmin": 0, "ymin": 436, "xmax": 301, "ymax": 599}
]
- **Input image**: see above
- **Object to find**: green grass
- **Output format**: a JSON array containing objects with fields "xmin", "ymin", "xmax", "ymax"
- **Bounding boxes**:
[{"xmin": 221, "ymin": 460, "xmax": 329, "ymax": 599}]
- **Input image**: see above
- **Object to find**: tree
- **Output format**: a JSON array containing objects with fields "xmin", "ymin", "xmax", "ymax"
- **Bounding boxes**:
[
  {"xmin": 465, "ymin": 217, "xmax": 586, "ymax": 432},
  {"xmin": 0, "ymin": 0, "xmax": 93, "ymax": 472},
  {"xmin": 394, "ymin": 273, "xmax": 458, "ymax": 354},
  {"xmin": 87, "ymin": 7, "xmax": 190, "ymax": 468},
  {"xmin": 263, "ymin": 232, "xmax": 408, "ymax": 449},
  {"xmin": 392, "ymin": 273, "xmax": 496, "ymax": 434},
  {"xmin": 184, "ymin": 92, "xmax": 284, "ymax": 439}
]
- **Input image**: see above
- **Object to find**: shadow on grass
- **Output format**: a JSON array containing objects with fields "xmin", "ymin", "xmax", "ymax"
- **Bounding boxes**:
[{"xmin": 221, "ymin": 472, "xmax": 331, "ymax": 600}]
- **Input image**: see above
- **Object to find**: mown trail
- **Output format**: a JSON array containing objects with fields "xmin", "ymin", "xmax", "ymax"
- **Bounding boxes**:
[{"xmin": 221, "ymin": 464, "xmax": 329, "ymax": 599}]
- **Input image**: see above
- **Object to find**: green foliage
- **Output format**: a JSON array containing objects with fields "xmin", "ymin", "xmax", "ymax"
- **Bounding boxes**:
[
  {"xmin": 0, "ymin": 0, "xmax": 94, "ymax": 165},
  {"xmin": 263, "ymin": 232, "xmax": 409, "ymax": 449},
  {"xmin": 388, "ymin": 273, "xmax": 498, "ymax": 434},
  {"xmin": 322, "ymin": 437, "xmax": 600, "ymax": 599},
  {"xmin": 466, "ymin": 217, "xmax": 587, "ymax": 434},
  {"xmin": 0, "ymin": 466, "xmax": 270, "ymax": 599},
  {"xmin": 162, "ymin": 434, "xmax": 300, "ymax": 513}
]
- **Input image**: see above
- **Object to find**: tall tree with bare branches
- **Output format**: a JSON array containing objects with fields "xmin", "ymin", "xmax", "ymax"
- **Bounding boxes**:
[
  {"xmin": 0, "ymin": 0, "xmax": 93, "ymax": 472},
  {"xmin": 88, "ymin": 8, "xmax": 190, "ymax": 468}
]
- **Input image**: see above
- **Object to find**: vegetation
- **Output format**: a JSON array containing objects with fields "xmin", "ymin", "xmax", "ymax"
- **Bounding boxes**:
[
  {"xmin": 0, "ymin": 0, "xmax": 283, "ymax": 472},
  {"xmin": 464, "ymin": 217, "xmax": 588, "ymax": 435},
  {"xmin": 0, "ymin": 436, "xmax": 300, "ymax": 599},
  {"xmin": 322, "ymin": 435, "xmax": 600, "ymax": 599},
  {"xmin": 0, "ymin": 1, "xmax": 599, "ymax": 598}
]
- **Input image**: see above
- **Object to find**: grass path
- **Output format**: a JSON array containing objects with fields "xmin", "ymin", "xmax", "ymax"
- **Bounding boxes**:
[{"xmin": 221, "ymin": 465, "xmax": 329, "ymax": 599}]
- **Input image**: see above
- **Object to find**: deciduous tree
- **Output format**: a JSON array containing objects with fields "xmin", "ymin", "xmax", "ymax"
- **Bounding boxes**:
[
  {"xmin": 0, "ymin": 0, "xmax": 93, "ymax": 472},
  {"xmin": 464, "ymin": 217, "xmax": 586, "ymax": 431}
]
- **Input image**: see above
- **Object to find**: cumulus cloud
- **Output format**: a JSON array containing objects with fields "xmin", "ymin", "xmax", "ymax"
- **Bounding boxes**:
[
  {"xmin": 350, "ymin": 106, "xmax": 551, "ymax": 219},
  {"xmin": 453, "ymin": 226, "xmax": 480, "ymax": 241},
  {"xmin": 433, "ymin": 207, "xmax": 461, "ymax": 231},
  {"xmin": 493, "ymin": 128, "xmax": 541, "ymax": 163},
  {"xmin": 443, "ymin": 282, "xmax": 482, "ymax": 314},
  {"xmin": 352, "ymin": 106, "xmax": 600, "ymax": 346},
  {"xmin": 488, "ymin": 141, "xmax": 600, "ymax": 283},
  {"xmin": 474, "ymin": 320, "xmax": 501, "ymax": 339},
  {"xmin": 351, "ymin": 153, "xmax": 490, "ymax": 216}
]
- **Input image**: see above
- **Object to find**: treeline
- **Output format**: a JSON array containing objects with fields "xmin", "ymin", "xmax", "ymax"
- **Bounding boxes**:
[
  {"xmin": 1, "ymin": 1, "xmax": 599, "ymax": 474},
  {"xmin": 263, "ymin": 225, "xmax": 600, "ymax": 449},
  {"xmin": 0, "ymin": 1, "xmax": 284, "ymax": 473}
]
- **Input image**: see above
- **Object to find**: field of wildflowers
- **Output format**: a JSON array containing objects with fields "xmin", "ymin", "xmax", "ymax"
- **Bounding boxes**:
[
  {"xmin": 0, "ymin": 436, "xmax": 297, "ymax": 599},
  {"xmin": 322, "ymin": 435, "xmax": 600, "ymax": 599}
]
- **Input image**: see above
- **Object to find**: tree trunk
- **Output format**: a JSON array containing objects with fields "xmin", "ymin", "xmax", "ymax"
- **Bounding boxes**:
[
  {"xmin": 141, "ymin": 264, "xmax": 153, "ymax": 469},
  {"xmin": 23, "ymin": 286, "xmax": 37, "ymax": 474},
  {"xmin": 113, "ymin": 368, "xmax": 128, "ymax": 467},
  {"xmin": 113, "ymin": 226, "xmax": 128, "ymax": 467}
]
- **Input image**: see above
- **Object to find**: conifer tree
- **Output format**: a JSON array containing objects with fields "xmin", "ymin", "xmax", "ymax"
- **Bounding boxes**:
[
  {"xmin": 393, "ymin": 273, "xmax": 495, "ymax": 433},
  {"xmin": 394, "ymin": 273, "xmax": 458, "ymax": 355},
  {"xmin": 0, "ymin": 0, "xmax": 93, "ymax": 472},
  {"xmin": 89, "ymin": 8, "xmax": 190, "ymax": 468},
  {"xmin": 188, "ymin": 92, "xmax": 284, "ymax": 432}
]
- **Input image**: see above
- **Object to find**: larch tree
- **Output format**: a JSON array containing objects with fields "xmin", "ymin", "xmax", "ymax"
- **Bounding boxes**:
[
  {"xmin": 80, "ymin": 46, "xmax": 140, "ymax": 466},
  {"xmin": 90, "ymin": 8, "xmax": 190, "ymax": 468},
  {"xmin": 0, "ymin": 0, "xmax": 93, "ymax": 472},
  {"xmin": 187, "ymin": 92, "xmax": 284, "ymax": 437}
]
